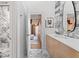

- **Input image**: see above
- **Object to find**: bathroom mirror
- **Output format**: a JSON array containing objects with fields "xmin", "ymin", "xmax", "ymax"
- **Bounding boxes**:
[{"xmin": 63, "ymin": 1, "xmax": 76, "ymax": 32}]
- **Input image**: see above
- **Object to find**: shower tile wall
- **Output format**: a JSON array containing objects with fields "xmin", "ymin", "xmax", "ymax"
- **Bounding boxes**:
[{"xmin": 0, "ymin": 5, "xmax": 11, "ymax": 58}]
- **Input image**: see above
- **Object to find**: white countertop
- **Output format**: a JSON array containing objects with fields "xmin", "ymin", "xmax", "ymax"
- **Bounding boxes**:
[{"xmin": 46, "ymin": 29, "xmax": 79, "ymax": 52}]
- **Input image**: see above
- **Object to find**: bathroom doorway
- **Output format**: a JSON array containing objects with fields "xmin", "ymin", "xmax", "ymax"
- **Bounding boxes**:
[
  {"xmin": 30, "ymin": 14, "xmax": 42, "ymax": 49},
  {"xmin": 27, "ymin": 14, "xmax": 43, "ymax": 57}
]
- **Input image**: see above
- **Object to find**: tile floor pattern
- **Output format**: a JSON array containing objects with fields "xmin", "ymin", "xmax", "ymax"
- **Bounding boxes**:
[{"xmin": 28, "ymin": 49, "xmax": 50, "ymax": 58}]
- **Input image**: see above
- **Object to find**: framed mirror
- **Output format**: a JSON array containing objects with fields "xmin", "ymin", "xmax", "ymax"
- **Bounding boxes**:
[{"xmin": 63, "ymin": 1, "xmax": 76, "ymax": 33}]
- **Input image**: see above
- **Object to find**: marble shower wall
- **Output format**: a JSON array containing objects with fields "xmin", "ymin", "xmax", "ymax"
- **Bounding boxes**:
[{"xmin": 0, "ymin": 5, "xmax": 11, "ymax": 58}]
